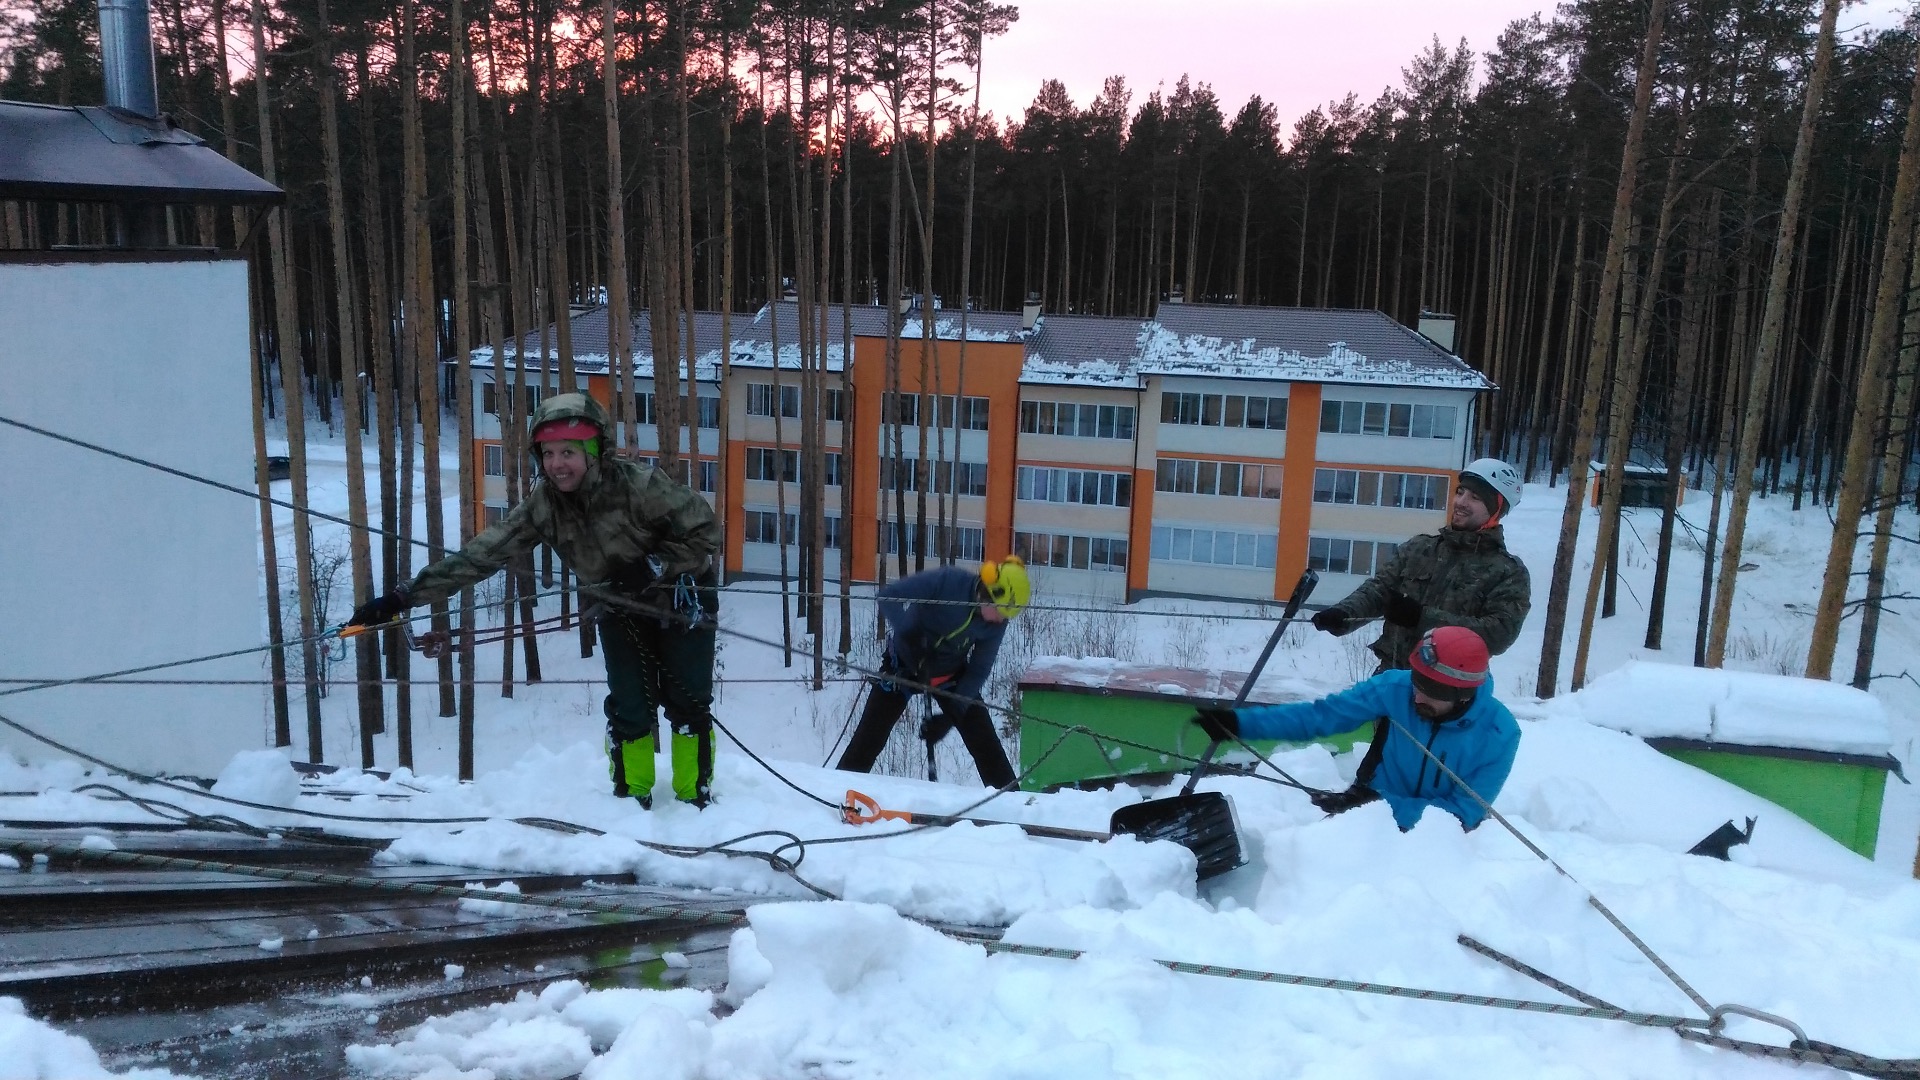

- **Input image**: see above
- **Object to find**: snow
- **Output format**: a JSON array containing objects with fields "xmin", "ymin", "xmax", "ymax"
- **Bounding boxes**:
[
  {"xmin": 2, "ymin": 432, "xmax": 1918, "ymax": 1077},
  {"xmin": 1133, "ymin": 325, "xmax": 1490, "ymax": 388},
  {"xmin": 1574, "ymin": 661, "xmax": 1895, "ymax": 757}
]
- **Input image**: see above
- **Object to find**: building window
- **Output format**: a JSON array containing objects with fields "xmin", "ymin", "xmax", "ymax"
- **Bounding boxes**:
[
  {"xmin": 485, "ymin": 381, "xmax": 548, "ymax": 417},
  {"xmin": 1019, "ymin": 400, "xmax": 1136, "ymax": 439},
  {"xmin": 745, "ymin": 508, "xmax": 841, "ymax": 549},
  {"xmin": 1318, "ymin": 399, "xmax": 1456, "ymax": 439},
  {"xmin": 747, "ymin": 448, "xmax": 842, "ymax": 486},
  {"xmin": 1149, "ymin": 525, "xmax": 1277, "ymax": 569},
  {"xmin": 746, "ymin": 382, "xmax": 803, "ymax": 418},
  {"xmin": 882, "ymin": 392, "xmax": 990, "ymax": 430},
  {"xmin": 1014, "ymin": 530, "xmax": 1128, "ymax": 572},
  {"xmin": 1154, "ymin": 458, "xmax": 1282, "ymax": 499},
  {"xmin": 695, "ymin": 459, "xmax": 717, "ymax": 493},
  {"xmin": 485, "ymin": 504, "xmax": 509, "ymax": 525},
  {"xmin": 483, "ymin": 444, "xmax": 504, "ymax": 477},
  {"xmin": 634, "ymin": 392, "xmax": 719, "ymax": 429},
  {"xmin": 1307, "ymin": 535, "xmax": 1399, "ymax": 576},
  {"xmin": 879, "ymin": 459, "xmax": 988, "ymax": 497},
  {"xmin": 1017, "ymin": 466, "xmax": 1132, "ymax": 507},
  {"xmin": 879, "ymin": 521, "xmax": 985, "ymax": 561},
  {"xmin": 1311, "ymin": 468, "xmax": 1449, "ymax": 509},
  {"xmin": 1159, "ymin": 392, "xmax": 1288, "ymax": 430}
]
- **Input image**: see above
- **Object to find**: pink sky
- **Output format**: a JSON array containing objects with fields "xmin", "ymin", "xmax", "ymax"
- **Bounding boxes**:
[{"xmin": 976, "ymin": 0, "xmax": 1912, "ymax": 136}]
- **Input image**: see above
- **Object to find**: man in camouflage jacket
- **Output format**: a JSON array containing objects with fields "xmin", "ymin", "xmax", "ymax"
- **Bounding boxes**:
[
  {"xmin": 349, "ymin": 392, "xmax": 722, "ymax": 809},
  {"xmin": 1306, "ymin": 457, "xmax": 1530, "ymax": 813}
]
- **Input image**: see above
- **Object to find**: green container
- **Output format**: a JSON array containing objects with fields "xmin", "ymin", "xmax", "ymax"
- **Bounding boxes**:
[
  {"xmin": 1645, "ymin": 738, "xmax": 1900, "ymax": 858},
  {"xmin": 1016, "ymin": 662, "xmax": 1367, "ymax": 792}
]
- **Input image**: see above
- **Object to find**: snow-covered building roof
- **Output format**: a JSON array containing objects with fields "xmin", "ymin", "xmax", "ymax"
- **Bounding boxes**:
[
  {"xmin": 1020, "ymin": 305, "xmax": 1492, "ymax": 390},
  {"xmin": 461, "ymin": 301, "xmax": 1493, "ymax": 392}
]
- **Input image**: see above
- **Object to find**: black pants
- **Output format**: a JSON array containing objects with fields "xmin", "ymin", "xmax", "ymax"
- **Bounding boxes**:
[
  {"xmin": 600, "ymin": 589, "xmax": 718, "ymax": 804},
  {"xmin": 836, "ymin": 681, "xmax": 1016, "ymax": 788}
]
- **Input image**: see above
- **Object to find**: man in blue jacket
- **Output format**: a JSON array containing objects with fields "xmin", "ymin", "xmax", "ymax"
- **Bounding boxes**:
[
  {"xmin": 835, "ymin": 557, "xmax": 1032, "ymax": 788},
  {"xmin": 1191, "ymin": 626, "xmax": 1520, "ymax": 831}
]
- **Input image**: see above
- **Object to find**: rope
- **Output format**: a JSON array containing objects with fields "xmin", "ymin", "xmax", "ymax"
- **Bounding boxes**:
[
  {"xmin": 1375, "ymin": 709, "xmax": 1713, "ymax": 1016},
  {"xmin": 14, "ymin": 836, "xmax": 1912, "ymax": 1076},
  {"xmin": 0, "ymin": 413, "xmax": 429, "ymax": 550},
  {"xmin": 0, "ymin": 837, "xmax": 756, "ymax": 925},
  {"xmin": 1459, "ymin": 933, "xmax": 1920, "ymax": 1078}
]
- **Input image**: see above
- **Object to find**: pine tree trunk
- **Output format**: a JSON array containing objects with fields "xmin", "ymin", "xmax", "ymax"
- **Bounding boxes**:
[
  {"xmin": 251, "ymin": 0, "xmax": 326, "ymax": 757},
  {"xmin": 1850, "ymin": 244, "xmax": 1920, "ymax": 687},
  {"xmin": 1707, "ymin": 0, "xmax": 1842, "ymax": 665},
  {"xmin": 402, "ymin": 2, "xmax": 452, "ymax": 728},
  {"xmin": 355, "ymin": 49, "xmax": 398, "ymax": 722},
  {"xmin": 216, "ymin": 0, "xmax": 291, "ymax": 739},
  {"xmin": 1574, "ymin": 107, "xmax": 1690, "ymax": 678},
  {"xmin": 1648, "ymin": 194, "xmax": 1721, "ymax": 650},
  {"xmin": 1807, "ymin": 36, "xmax": 1920, "ymax": 678},
  {"xmin": 449, "ymin": 0, "xmax": 478, "ymax": 774},
  {"xmin": 1535, "ymin": 0, "xmax": 1666, "ymax": 697},
  {"xmin": 311, "ymin": 0, "xmax": 382, "ymax": 762}
]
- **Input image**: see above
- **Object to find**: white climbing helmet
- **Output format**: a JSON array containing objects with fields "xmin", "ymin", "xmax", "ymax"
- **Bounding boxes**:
[{"xmin": 1461, "ymin": 457, "xmax": 1523, "ymax": 515}]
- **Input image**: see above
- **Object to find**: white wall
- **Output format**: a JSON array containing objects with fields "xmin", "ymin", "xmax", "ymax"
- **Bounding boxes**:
[{"xmin": 0, "ymin": 259, "xmax": 266, "ymax": 777}]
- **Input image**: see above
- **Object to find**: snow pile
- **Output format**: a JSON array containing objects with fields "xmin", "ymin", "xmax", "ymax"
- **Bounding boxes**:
[
  {"xmin": 1134, "ymin": 325, "xmax": 1487, "ymax": 387},
  {"xmin": 208, "ymin": 748, "xmax": 301, "ymax": 807},
  {"xmin": 343, "ymin": 980, "xmax": 713, "ymax": 1080},
  {"xmin": 0, "ymin": 997, "xmax": 192, "ymax": 1079},
  {"xmin": 1574, "ymin": 661, "xmax": 1894, "ymax": 757}
]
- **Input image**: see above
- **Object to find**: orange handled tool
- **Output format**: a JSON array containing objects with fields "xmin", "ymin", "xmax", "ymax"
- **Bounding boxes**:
[{"xmin": 841, "ymin": 789, "xmax": 1110, "ymax": 842}]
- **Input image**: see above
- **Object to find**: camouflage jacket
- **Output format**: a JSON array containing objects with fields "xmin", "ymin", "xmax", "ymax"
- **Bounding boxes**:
[
  {"xmin": 1326, "ymin": 525, "xmax": 1531, "ymax": 671},
  {"xmin": 406, "ymin": 393, "xmax": 720, "ymax": 607}
]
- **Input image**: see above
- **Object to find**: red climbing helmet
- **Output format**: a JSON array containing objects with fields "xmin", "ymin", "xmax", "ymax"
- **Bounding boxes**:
[{"xmin": 1409, "ymin": 626, "xmax": 1490, "ymax": 697}]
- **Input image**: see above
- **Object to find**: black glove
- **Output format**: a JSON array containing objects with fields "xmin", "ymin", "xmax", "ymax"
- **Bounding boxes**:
[
  {"xmin": 347, "ymin": 590, "xmax": 409, "ymax": 629},
  {"xmin": 1311, "ymin": 609, "xmax": 1355, "ymax": 636},
  {"xmin": 1310, "ymin": 785, "xmax": 1381, "ymax": 815},
  {"xmin": 920, "ymin": 709, "xmax": 956, "ymax": 745},
  {"xmin": 1190, "ymin": 707, "xmax": 1239, "ymax": 742},
  {"xmin": 1383, "ymin": 590, "xmax": 1423, "ymax": 629}
]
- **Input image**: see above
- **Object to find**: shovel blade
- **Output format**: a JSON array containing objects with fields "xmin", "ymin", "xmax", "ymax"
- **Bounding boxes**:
[{"xmin": 1109, "ymin": 791, "xmax": 1246, "ymax": 881}]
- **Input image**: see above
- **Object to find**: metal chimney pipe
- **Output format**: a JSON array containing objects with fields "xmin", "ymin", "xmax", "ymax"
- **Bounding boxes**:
[{"xmin": 98, "ymin": 0, "xmax": 159, "ymax": 118}]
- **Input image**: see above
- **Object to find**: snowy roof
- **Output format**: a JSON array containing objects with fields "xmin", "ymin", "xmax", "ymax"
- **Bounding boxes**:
[
  {"xmin": 460, "ymin": 302, "xmax": 1493, "ymax": 393},
  {"xmin": 1139, "ymin": 304, "xmax": 1493, "ymax": 390},
  {"xmin": 1019, "ymin": 305, "xmax": 1494, "ymax": 391},
  {"xmin": 1021, "ymin": 315, "xmax": 1153, "ymax": 388},
  {"xmin": 1573, "ymin": 661, "xmax": 1897, "ymax": 761}
]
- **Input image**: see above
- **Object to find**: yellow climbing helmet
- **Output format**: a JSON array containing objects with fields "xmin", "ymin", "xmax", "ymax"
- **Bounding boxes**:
[{"xmin": 980, "ymin": 555, "xmax": 1031, "ymax": 618}]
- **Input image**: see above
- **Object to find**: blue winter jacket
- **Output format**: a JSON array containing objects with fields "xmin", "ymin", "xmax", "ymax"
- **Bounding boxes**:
[
  {"xmin": 877, "ymin": 567, "xmax": 1005, "ymax": 704},
  {"xmin": 1235, "ymin": 670, "xmax": 1520, "ymax": 831}
]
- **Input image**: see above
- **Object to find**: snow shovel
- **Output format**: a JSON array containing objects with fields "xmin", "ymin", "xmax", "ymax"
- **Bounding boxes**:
[{"xmin": 1106, "ymin": 569, "xmax": 1320, "ymax": 881}]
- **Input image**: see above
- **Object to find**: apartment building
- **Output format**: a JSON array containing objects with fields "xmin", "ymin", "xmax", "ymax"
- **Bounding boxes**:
[{"xmin": 457, "ymin": 300, "xmax": 1492, "ymax": 605}]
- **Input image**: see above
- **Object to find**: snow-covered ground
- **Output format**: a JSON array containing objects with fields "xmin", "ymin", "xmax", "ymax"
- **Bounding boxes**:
[{"xmin": 3, "ymin": 429, "xmax": 1918, "ymax": 1078}]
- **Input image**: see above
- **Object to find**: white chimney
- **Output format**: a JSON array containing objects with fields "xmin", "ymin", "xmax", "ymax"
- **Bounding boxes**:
[
  {"xmin": 1021, "ymin": 292, "xmax": 1041, "ymax": 331},
  {"xmin": 1417, "ymin": 310, "xmax": 1457, "ymax": 353}
]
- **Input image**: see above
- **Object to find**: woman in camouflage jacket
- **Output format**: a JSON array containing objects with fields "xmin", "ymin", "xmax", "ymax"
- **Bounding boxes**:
[{"xmin": 349, "ymin": 392, "xmax": 722, "ymax": 809}]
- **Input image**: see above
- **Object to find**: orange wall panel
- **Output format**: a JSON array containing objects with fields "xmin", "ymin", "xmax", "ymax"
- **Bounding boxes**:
[
  {"xmin": 1276, "ymin": 383, "xmax": 1321, "ymax": 600},
  {"xmin": 724, "ymin": 437, "xmax": 746, "ymax": 575},
  {"xmin": 847, "ymin": 335, "xmax": 1026, "ymax": 576},
  {"xmin": 1128, "ymin": 467, "xmax": 1154, "ymax": 594}
]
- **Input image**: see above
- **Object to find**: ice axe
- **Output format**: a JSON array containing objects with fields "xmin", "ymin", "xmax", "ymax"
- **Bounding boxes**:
[{"xmin": 1106, "ymin": 568, "xmax": 1321, "ymax": 881}]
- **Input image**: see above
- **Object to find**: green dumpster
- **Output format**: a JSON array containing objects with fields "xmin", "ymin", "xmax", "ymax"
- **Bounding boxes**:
[
  {"xmin": 1645, "ymin": 738, "xmax": 1901, "ymax": 859},
  {"xmin": 1016, "ymin": 660, "xmax": 1368, "ymax": 792}
]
